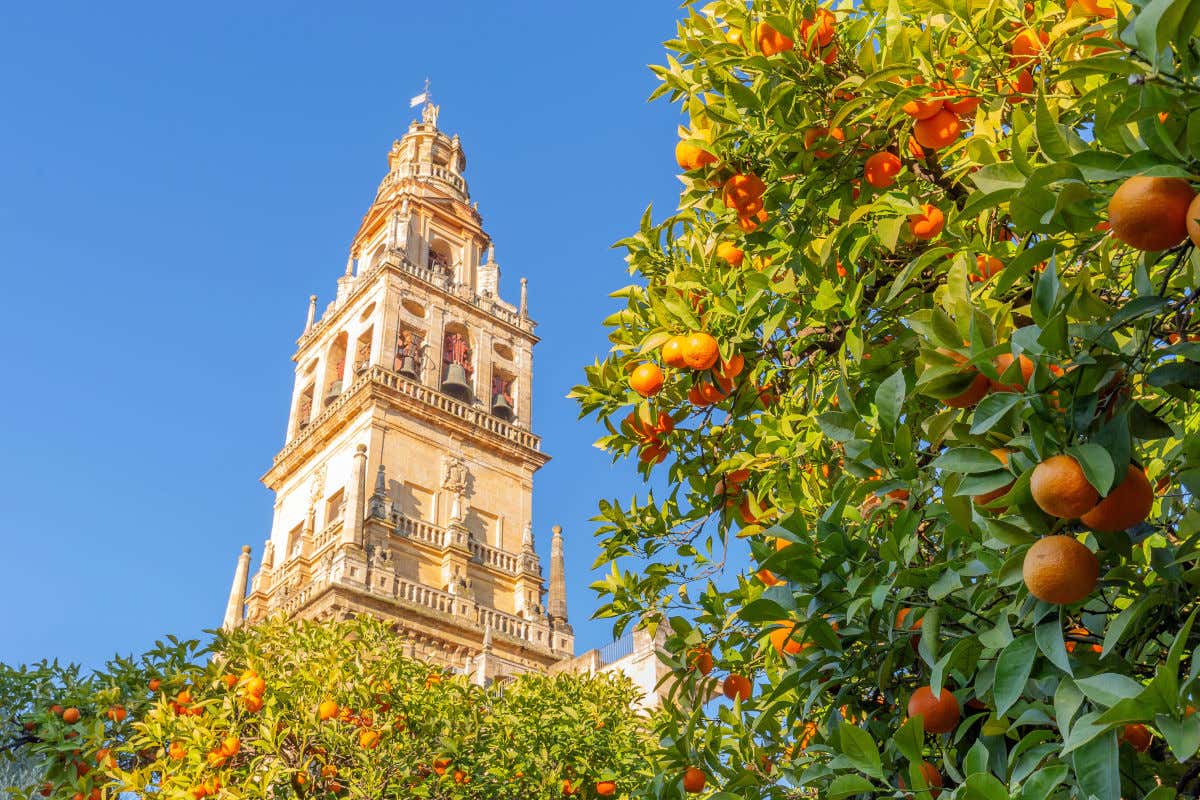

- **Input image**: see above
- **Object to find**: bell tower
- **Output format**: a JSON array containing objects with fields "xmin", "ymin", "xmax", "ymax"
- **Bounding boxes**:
[{"xmin": 239, "ymin": 101, "xmax": 574, "ymax": 678}]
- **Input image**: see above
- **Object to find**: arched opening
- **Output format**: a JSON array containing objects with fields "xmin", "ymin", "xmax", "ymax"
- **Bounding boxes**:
[
  {"xmin": 394, "ymin": 326, "xmax": 425, "ymax": 379},
  {"xmin": 353, "ymin": 327, "xmax": 373, "ymax": 377},
  {"xmin": 490, "ymin": 368, "xmax": 516, "ymax": 421},
  {"xmin": 441, "ymin": 323, "xmax": 473, "ymax": 401},
  {"xmin": 323, "ymin": 331, "xmax": 349, "ymax": 407},
  {"xmin": 428, "ymin": 239, "xmax": 453, "ymax": 274}
]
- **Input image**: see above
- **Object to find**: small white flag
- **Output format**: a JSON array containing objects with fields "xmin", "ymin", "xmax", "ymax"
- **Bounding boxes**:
[{"xmin": 409, "ymin": 92, "xmax": 428, "ymax": 107}]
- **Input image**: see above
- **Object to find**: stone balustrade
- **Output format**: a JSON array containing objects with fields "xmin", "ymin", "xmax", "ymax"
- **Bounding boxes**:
[
  {"xmin": 385, "ymin": 161, "xmax": 467, "ymax": 194},
  {"xmin": 395, "ymin": 514, "xmax": 445, "ymax": 548}
]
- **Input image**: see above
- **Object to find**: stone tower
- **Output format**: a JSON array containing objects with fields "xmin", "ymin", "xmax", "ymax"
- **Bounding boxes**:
[{"xmin": 233, "ymin": 101, "xmax": 574, "ymax": 680}]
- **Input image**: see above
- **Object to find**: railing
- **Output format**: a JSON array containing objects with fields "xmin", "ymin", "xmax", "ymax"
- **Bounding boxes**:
[
  {"xmin": 396, "ymin": 515, "xmax": 445, "ymax": 548},
  {"xmin": 297, "ymin": 261, "xmax": 387, "ymax": 350},
  {"xmin": 599, "ymin": 632, "xmax": 635, "ymax": 665},
  {"xmin": 311, "ymin": 518, "xmax": 343, "ymax": 553},
  {"xmin": 396, "ymin": 578, "xmax": 459, "ymax": 616},
  {"xmin": 477, "ymin": 606, "xmax": 534, "ymax": 641},
  {"xmin": 273, "ymin": 365, "xmax": 541, "ymax": 467},
  {"xmin": 386, "ymin": 162, "xmax": 468, "ymax": 194},
  {"xmin": 469, "ymin": 538, "xmax": 519, "ymax": 573},
  {"xmin": 389, "ymin": 255, "xmax": 526, "ymax": 330}
]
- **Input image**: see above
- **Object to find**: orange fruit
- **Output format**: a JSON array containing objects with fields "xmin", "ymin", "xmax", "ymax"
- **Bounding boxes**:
[
  {"xmin": 864, "ymin": 151, "xmax": 902, "ymax": 188},
  {"xmin": 769, "ymin": 619, "xmax": 804, "ymax": 655},
  {"xmin": 972, "ymin": 449, "xmax": 1014, "ymax": 509},
  {"xmin": 907, "ymin": 204, "xmax": 945, "ymax": 239},
  {"xmin": 912, "ymin": 109, "xmax": 962, "ymax": 150},
  {"xmin": 1120, "ymin": 723, "xmax": 1152, "ymax": 752},
  {"xmin": 716, "ymin": 242, "xmax": 745, "ymax": 267},
  {"xmin": 1068, "ymin": 0, "xmax": 1116, "ymax": 16},
  {"xmin": 756, "ymin": 22, "xmax": 794, "ymax": 56},
  {"xmin": 318, "ymin": 699, "xmax": 339, "ymax": 721},
  {"xmin": 245, "ymin": 676, "xmax": 266, "ymax": 697},
  {"xmin": 723, "ymin": 673, "xmax": 753, "ymax": 702},
  {"xmin": 972, "ymin": 254, "xmax": 1004, "ymax": 283},
  {"xmin": 433, "ymin": 757, "xmax": 452, "ymax": 775},
  {"xmin": 1108, "ymin": 176, "xmax": 1196, "ymax": 251},
  {"xmin": 1010, "ymin": 28, "xmax": 1050, "ymax": 63},
  {"xmin": 907, "ymin": 686, "xmax": 960, "ymax": 734},
  {"xmin": 1031, "ymin": 455, "xmax": 1100, "ymax": 518},
  {"xmin": 899, "ymin": 761, "xmax": 944, "ymax": 797},
  {"xmin": 800, "ymin": 9, "xmax": 837, "ymax": 47},
  {"xmin": 596, "ymin": 781, "xmax": 617, "ymax": 796},
  {"xmin": 999, "ymin": 69, "xmax": 1035, "ymax": 103},
  {"xmin": 1081, "ymin": 464, "xmax": 1154, "ymax": 532},
  {"xmin": 991, "ymin": 352, "xmax": 1034, "ymax": 392},
  {"xmin": 676, "ymin": 140, "xmax": 717, "ymax": 172},
  {"xmin": 662, "ymin": 335, "xmax": 689, "ymax": 368},
  {"xmin": 757, "ymin": 568, "xmax": 784, "ymax": 586},
  {"xmin": 683, "ymin": 333, "xmax": 720, "ymax": 370},
  {"xmin": 629, "ymin": 363, "xmax": 665, "ymax": 397},
  {"xmin": 688, "ymin": 646, "xmax": 715, "ymax": 676},
  {"xmin": 935, "ymin": 349, "xmax": 989, "ymax": 408},
  {"xmin": 106, "ymin": 705, "xmax": 127, "ymax": 722},
  {"xmin": 168, "ymin": 741, "xmax": 187, "ymax": 760},
  {"xmin": 220, "ymin": 736, "xmax": 240, "ymax": 757},
  {"xmin": 804, "ymin": 126, "xmax": 845, "ymax": 158},
  {"xmin": 148, "ymin": 678, "xmax": 162, "ymax": 692},
  {"xmin": 1187, "ymin": 194, "xmax": 1200, "ymax": 249},
  {"xmin": 1023, "ymin": 535, "xmax": 1099, "ymax": 604},
  {"xmin": 723, "ymin": 173, "xmax": 767, "ymax": 212},
  {"xmin": 896, "ymin": 607, "xmax": 923, "ymax": 650},
  {"xmin": 902, "ymin": 96, "xmax": 945, "ymax": 119},
  {"xmin": 682, "ymin": 766, "xmax": 708, "ymax": 793},
  {"xmin": 1065, "ymin": 625, "xmax": 1103, "ymax": 654},
  {"xmin": 243, "ymin": 694, "xmax": 264, "ymax": 713},
  {"xmin": 358, "ymin": 729, "xmax": 381, "ymax": 749},
  {"xmin": 62, "ymin": 707, "xmax": 80, "ymax": 724},
  {"xmin": 944, "ymin": 89, "xmax": 981, "ymax": 115}
]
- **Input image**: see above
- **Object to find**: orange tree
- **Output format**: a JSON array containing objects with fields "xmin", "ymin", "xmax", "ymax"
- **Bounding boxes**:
[
  {"xmin": 572, "ymin": 0, "xmax": 1200, "ymax": 798},
  {"xmin": 0, "ymin": 615, "xmax": 648, "ymax": 800}
]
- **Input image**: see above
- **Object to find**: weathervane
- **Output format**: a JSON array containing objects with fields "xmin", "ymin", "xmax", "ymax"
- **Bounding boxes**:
[{"xmin": 409, "ymin": 78, "xmax": 438, "ymax": 126}]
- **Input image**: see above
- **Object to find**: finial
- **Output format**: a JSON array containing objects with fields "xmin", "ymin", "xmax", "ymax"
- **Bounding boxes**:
[
  {"xmin": 344, "ymin": 252, "xmax": 354, "ymax": 277},
  {"xmin": 520, "ymin": 277, "xmax": 529, "ymax": 318},
  {"xmin": 356, "ymin": 443, "xmax": 367, "ymax": 454},
  {"xmin": 552, "ymin": 524, "xmax": 562, "ymax": 536},
  {"xmin": 241, "ymin": 545, "xmax": 252, "ymax": 554},
  {"xmin": 305, "ymin": 295, "xmax": 318, "ymax": 332}
]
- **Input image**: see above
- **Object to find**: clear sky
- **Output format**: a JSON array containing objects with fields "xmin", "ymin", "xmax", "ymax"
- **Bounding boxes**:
[{"xmin": 0, "ymin": 2, "xmax": 685, "ymax": 668}]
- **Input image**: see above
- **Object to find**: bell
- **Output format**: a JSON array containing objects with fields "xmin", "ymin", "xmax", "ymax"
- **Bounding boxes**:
[
  {"xmin": 491, "ymin": 392, "xmax": 514, "ymax": 421},
  {"xmin": 441, "ymin": 362, "xmax": 472, "ymax": 400},
  {"xmin": 323, "ymin": 380, "xmax": 343, "ymax": 406},
  {"xmin": 398, "ymin": 354, "xmax": 418, "ymax": 378}
]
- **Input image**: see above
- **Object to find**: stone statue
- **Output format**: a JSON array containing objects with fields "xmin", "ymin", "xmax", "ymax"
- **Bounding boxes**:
[{"xmin": 422, "ymin": 103, "xmax": 440, "ymax": 127}]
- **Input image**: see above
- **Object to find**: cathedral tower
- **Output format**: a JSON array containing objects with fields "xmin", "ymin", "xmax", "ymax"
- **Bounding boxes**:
[{"xmin": 237, "ymin": 102, "xmax": 573, "ymax": 679}]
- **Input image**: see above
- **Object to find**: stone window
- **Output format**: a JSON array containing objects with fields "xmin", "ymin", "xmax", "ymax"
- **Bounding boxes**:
[{"xmin": 324, "ymin": 488, "xmax": 344, "ymax": 527}]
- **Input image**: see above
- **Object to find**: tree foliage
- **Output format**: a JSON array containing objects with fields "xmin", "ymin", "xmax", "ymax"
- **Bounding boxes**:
[
  {"xmin": 573, "ymin": 0, "xmax": 1200, "ymax": 798},
  {"xmin": 0, "ymin": 616, "xmax": 649, "ymax": 800}
]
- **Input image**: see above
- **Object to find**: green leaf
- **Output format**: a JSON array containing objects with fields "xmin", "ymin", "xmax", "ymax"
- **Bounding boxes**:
[
  {"xmin": 1155, "ymin": 712, "xmax": 1200, "ymax": 761},
  {"xmin": 970, "ymin": 162, "xmax": 1028, "ymax": 193},
  {"xmin": 1032, "ymin": 257, "xmax": 1061, "ymax": 325},
  {"xmin": 1074, "ymin": 673, "xmax": 1146, "ymax": 707},
  {"xmin": 875, "ymin": 369, "xmax": 906, "ymax": 432},
  {"xmin": 1019, "ymin": 765, "xmax": 1068, "ymax": 800},
  {"xmin": 836, "ymin": 722, "xmax": 883, "ymax": 778},
  {"xmin": 970, "ymin": 393, "xmax": 1023, "ymax": 434},
  {"xmin": 1035, "ymin": 614, "xmax": 1072, "ymax": 676},
  {"xmin": 963, "ymin": 772, "xmax": 1009, "ymax": 800},
  {"xmin": 932, "ymin": 447, "xmax": 1007, "ymax": 474},
  {"xmin": 1071, "ymin": 731, "xmax": 1119, "ymax": 800},
  {"xmin": 1147, "ymin": 362, "xmax": 1200, "ymax": 390},
  {"xmin": 1066, "ymin": 442, "xmax": 1117, "ymax": 495},
  {"xmin": 994, "ymin": 635, "xmax": 1038, "ymax": 715},
  {"xmin": 828, "ymin": 774, "xmax": 876, "ymax": 800},
  {"xmin": 892, "ymin": 716, "xmax": 924, "ymax": 763},
  {"xmin": 1034, "ymin": 90, "xmax": 1073, "ymax": 161}
]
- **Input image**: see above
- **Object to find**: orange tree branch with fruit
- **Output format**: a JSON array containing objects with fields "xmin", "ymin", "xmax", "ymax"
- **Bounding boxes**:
[
  {"xmin": 571, "ymin": 0, "xmax": 1200, "ymax": 798},
  {"xmin": 0, "ymin": 616, "xmax": 650, "ymax": 800}
]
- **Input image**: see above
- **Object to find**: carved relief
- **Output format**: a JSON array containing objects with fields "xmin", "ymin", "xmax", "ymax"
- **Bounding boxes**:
[
  {"xmin": 440, "ymin": 454, "xmax": 470, "ymax": 494},
  {"xmin": 309, "ymin": 464, "xmax": 327, "ymax": 504}
]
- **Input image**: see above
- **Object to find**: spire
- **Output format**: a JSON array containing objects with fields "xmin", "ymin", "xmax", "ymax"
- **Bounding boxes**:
[
  {"xmin": 222, "ymin": 546, "xmax": 253, "ymax": 630},
  {"xmin": 369, "ymin": 463, "xmax": 389, "ymax": 519},
  {"xmin": 305, "ymin": 295, "xmax": 317, "ymax": 332},
  {"xmin": 520, "ymin": 277, "xmax": 529, "ymax": 318},
  {"xmin": 547, "ymin": 525, "xmax": 570, "ymax": 630}
]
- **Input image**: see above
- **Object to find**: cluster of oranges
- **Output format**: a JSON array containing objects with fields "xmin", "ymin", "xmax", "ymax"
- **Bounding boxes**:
[
  {"xmin": 204, "ymin": 735, "xmax": 240, "ymax": 768},
  {"xmin": 236, "ymin": 669, "xmax": 266, "ymax": 713},
  {"xmin": 722, "ymin": 173, "xmax": 769, "ymax": 232},
  {"xmin": 754, "ymin": 10, "xmax": 838, "ymax": 64}
]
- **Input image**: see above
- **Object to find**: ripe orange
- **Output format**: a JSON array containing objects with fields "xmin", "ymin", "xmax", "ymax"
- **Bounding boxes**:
[
  {"xmin": 907, "ymin": 204, "xmax": 945, "ymax": 240},
  {"xmin": 1120, "ymin": 723, "xmax": 1152, "ymax": 752},
  {"xmin": 800, "ymin": 9, "xmax": 837, "ymax": 47},
  {"xmin": 756, "ymin": 22, "xmax": 794, "ymax": 55},
  {"xmin": 243, "ymin": 694, "xmax": 264, "ymax": 713},
  {"xmin": 1023, "ymin": 535, "xmax": 1100, "ymax": 604},
  {"xmin": 433, "ymin": 757, "xmax": 452, "ymax": 775},
  {"xmin": 716, "ymin": 242, "xmax": 745, "ymax": 267},
  {"xmin": 991, "ymin": 352, "xmax": 1034, "ymax": 392},
  {"xmin": 596, "ymin": 781, "xmax": 617, "ymax": 796},
  {"xmin": 62, "ymin": 707, "xmax": 81, "ymax": 724},
  {"xmin": 769, "ymin": 619, "xmax": 804, "ymax": 655},
  {"xmin": 723, "ymin": 173, "xmax": 767, "ymax": 212},
  {"xmin": 718, "ymin": 354, "xmax": 745, "ymax": 381},
  {"xmin": 902, "ymin": 96, "xmax": 945, "ymax": 119},
  {"xmin": 358, "ymin": 729, "xmax": 381, "ymax": 749},
  {"xmin": 168, "ymin": 741, "xmax": 186, "ymax": 760},
  {"xmin": 1081, "ymin": 464, "xmax": 1154, "ymax": 532},
  {"xmin": 148, "ymin": 678, "xmax": 162, "ymax": 692},
  {"xmin": 318, "ymin": 699, "xmax": 339, "ymax": 721},
  {"xmin": 683, "ymin": 333, "xmax": 720, "ymax": 370},
  {"xmin": 662, "ymin": 335, "xmax": 689, "ymax": 368},
  {"xmin": 723, "ymin": 673, "xmax": 753, "ymax": 702},
  {"xmin": 1010, "ymin": 28, "xmax": 1049, "ymax": 63},
  {"xmin": 804, "ymin": 126, "xmax": 845, "ymax": 159},
  {"xmin": 972, "ymin": 254, "xmax": 1004, "ymax": 283},
  {"xmin": 757, "ymin": 568, "xmax": 784, "ymax": 586},
  {"xmin": 676, "ymin": 140, "xmax": 717, "ymax": 172},
  {"xmin": 899, "ymin": 761, "xmax": 943, "ymax": 797},
  {"xmin": 106, "ymin": 705, "xmax": 127, "ymax": 722},
  {"xmin": 1065, "ymin": 625, "xmax": 1103, "ymax": 654},
  {"xmin": 1068, "ymin": 0, "xmax": 1116, "ymax": 16},
  {"xmin": 562, "ymin": 779, "xmax": 577, "ymax": 796},
  {"xmin": 972, "ymin": 449, "xmax": 1014, "ymax": 509},
  {"xmin": 944, "ymin": 88, "xmax": 981, "ymax": 115},
  {"xmin": 864, "ymin": 151, "xmax": 902, "ymax": 188},
  {"xmin": 907, "ymin": 686, "xmax": 960, "ymax": 734},
  {"xmin": 913, "ymin": 109, "xmax": 962, "ymax": 150},
  {"xmin": 1031, "ymin": 455, "xmax": 1100, "ymax": 518},
  {"xmin": 244, "ymin": 676, "xmax": 266, "ymax": 697},
  {"xmin": 629, "ymin": 363, "xmax": 665, "ymax": 397},
  {"xmin": 936, "ymin": 349, "xmax": 989, "ymax": 408},
  {"xmin": 689, "ymin": 646, "xmax": 715, "ymax": 676},
  {"xmin": 1108, "ymin": 176, "xmax": 1196, "ymax": 251},
  {"xmin": 682, "ymin": 766, "xmax": 708, "ymax": 793},
  {"xmin": 1187, "ymin": 194, "xmax": 1200, "ymax": 249}
]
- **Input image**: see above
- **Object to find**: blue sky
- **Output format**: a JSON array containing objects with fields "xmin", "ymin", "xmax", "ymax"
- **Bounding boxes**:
[{"xmin": 0, "ymin": 2, "xmax": 685, "ymax": 668}]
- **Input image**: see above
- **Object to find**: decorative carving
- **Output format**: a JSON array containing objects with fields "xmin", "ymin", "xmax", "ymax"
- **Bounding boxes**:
[
  {"xmin": 422, "ymin": 103, "xmax": 440, "ymax": 127},
  {"xmin": 309, "ymin": 465, "xmax": 327, "ymax": 504},
  {"xmin": 440, "ymin": 455, "xmax": 469, "ymax": 494}
]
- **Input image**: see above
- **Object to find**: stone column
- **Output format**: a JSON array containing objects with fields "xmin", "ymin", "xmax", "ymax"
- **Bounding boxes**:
[
  {"xmin": 305, "ymin": 294, "xmax": 318, "ymax": 332},
  {"xmin": 341, "ymin": 444, "xmax": 369, "ymax": 546},
  {"xmin": 222, "ymin": 546, "xmax": 252, "ymax": 630}
]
